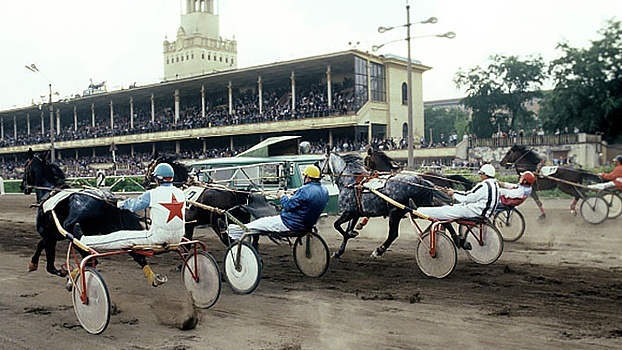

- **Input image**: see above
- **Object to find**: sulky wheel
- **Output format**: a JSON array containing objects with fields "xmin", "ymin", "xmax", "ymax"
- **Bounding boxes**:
[
  {"xmin": 492, "ymin": 207, "xmax": 526, "ymax": 242},
  {"xmin": 463, "ymin": 222, "xmax": 504, "ymax": 265},
  {"xmin": 182, "ymin": 251, "xmax": 221, "ymax": 308},
  {"xmin": 223, "ymin": 241, "xmax": 262, "ymax": 294},
  {"xmin": 415, "ymin": 231, "xmax": 457, "ymax": 278},
  {"xmin": 601, "ymin": 192, "xmax": 622, "ymax": 219},
  {"xmin": 72, "ymin": 267, "xmax": 111, "ymax": 335},
  {"xmin": 293, "ymin": 230, "xmax": 330, "ymax": 278},
  {"xmin": 580, "ymin": 196, "xmax": 609, "ymax": 225}
]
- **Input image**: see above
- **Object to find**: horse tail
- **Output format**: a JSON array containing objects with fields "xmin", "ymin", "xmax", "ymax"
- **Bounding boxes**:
[
  {"xmin": 580, "ymin": 171, "xmax": 603, "ymax": 185},
  {"xmin": 117, "ymin": 208, "xmax": 143, "ymax": 230},
  {"xmin": 447, "ymin": 174, "xmax": 475, "ymax": 190}
]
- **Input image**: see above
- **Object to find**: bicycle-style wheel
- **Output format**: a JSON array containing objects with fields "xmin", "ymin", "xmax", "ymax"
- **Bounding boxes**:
[
  {"xmin": 493, "ymin": 207, "xmax": 526, "ymax": 242},
  {"xmin": 293, "ymin": 231, "xmax": 330, "ymax": 277},
  {"xmin": 415, "ymin": 231, "xmax": 457, "ymax": 279},
  {"xmin": 463, "ymin": 222, "xmax": 504, "ymax": 265},
  {"xmin": 72, "ymin": 267, "xmax": 111, "ymax": 335},
  {"xmin": 580, "ymin": 196, "xmax": 609, "ymax": 224},
  {"xmin": 601, "ymin": 192, "xmax": 622, "ymax": 219},
  {"xmin": 223, "ymin": 241, "xmax": 262, "ymax": 294},
  {"xmin": 182, "ymin": 251, "xmax": 221, "ymax": 309}
]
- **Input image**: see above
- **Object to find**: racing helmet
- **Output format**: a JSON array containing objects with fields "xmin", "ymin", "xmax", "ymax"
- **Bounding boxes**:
[
  {"xmin": 614, "ymin": 155, "xmax": 622, "ymax": 163},
  {"xmin": 153, "ymin": 163, "xmax": 174, "ymax": 182},
  {"xmin": 302, "ymin": 165, "xmax": 321, "ymax": 179},
  {"xmin": 478, "ymin": 164, "xmax": 496, "ymax": 178},
  {"xmin": 520, "ymin": 171, "xmax": 536, "ymax": 185}
]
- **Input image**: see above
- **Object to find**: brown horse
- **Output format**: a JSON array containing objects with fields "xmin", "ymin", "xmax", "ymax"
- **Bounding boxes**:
[{"xmin": 499, "ymin": 145, "xmax": 602, "ymax": 218}]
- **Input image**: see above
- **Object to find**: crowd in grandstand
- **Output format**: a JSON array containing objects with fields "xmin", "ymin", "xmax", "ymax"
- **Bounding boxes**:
[{"xmin": 0, "ymin": 82, "xmax": 356, "ymax": 147}]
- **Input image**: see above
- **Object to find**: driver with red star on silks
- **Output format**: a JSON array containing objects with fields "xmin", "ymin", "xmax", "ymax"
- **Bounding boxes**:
[{"xmin": 79, "ymin": 163, "xmax": 185, "ymax": 250}]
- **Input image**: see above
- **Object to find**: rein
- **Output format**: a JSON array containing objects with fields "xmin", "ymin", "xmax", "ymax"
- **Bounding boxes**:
[{"xmin": 506, "ymin": 148, "xmax": 534, "ymax": 170}]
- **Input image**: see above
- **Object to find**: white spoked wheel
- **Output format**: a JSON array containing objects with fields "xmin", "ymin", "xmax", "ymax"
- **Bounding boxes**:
[
  {"xmin": 463, "ymin": 222, "xmax": 504, "ymax": 265},
  {"xmin": 182, "ymin": 251, "xmax": 221, "ymax": 309},
  {"xmin": 293, "ymin": 231, "xmax": 330, "ymax": 278},
  {"xmin": 602, "ymin": 192, "xmax": 622, "ymax": 219},
  {"xmin": 415, "ymin": 231, "xmax": 457, "ymax": 279},
  {"xmin": 72, "ymin": 267, "xmax": 111, "ymax": 335},
  {"xmin": 223, "ymin": 241, "xmax": 262, "ymax": 294},
  {"xmin": 580, "ymin": 196, "xmax": 609, "ymax": 225},
  {"xmin": 493, "ymin": 208, "xmax": 526, "ymax": 242}
]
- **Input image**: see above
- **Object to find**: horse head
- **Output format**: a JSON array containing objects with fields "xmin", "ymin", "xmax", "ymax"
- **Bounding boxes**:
[
  {"xmin": 500, "ymin": 145, "xmax": 540, "ymax": 172},
  {"xmin": 317, "ymin": 152, "xmax": 365, "ymax": 189},
  {"xmin": 369, "ymin": 150, "xmax": 402, "ymax": 172},
  {"xmin": 21, "ymin": 148, "xmax": 65, "ymax": 201},
  {"xmin": 144, "ymin": 153, "xmax": 190, "ymax": 189}
]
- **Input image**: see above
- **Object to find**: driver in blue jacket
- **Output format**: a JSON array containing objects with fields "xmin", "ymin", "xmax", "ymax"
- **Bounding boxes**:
[{"xmin": 228, "ymin": 165, "xmax": 329, "ymax": 240}]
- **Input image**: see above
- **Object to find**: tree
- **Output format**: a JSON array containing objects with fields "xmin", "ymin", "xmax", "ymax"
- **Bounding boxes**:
[
  {"xmin": 540, "ymin": 20, "xmax": 622, "ymax": 143},
  {"xmin": 424, "ymin": 107, "xmax": 470, "ymax": 145},
  {"xmin": 454, "ymin": 55, "xmax": 546, "ymax": 138}
]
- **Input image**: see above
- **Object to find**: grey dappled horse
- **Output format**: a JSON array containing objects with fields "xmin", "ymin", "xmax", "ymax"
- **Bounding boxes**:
[{"xmin": 318, "ymin": 152, "xmax": 449, "ymax": 258}]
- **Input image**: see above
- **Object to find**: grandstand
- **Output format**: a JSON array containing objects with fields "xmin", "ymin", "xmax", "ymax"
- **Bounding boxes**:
[{"xmin": 0, "ymin": 50, "xmax": 429, "ymax": 166}]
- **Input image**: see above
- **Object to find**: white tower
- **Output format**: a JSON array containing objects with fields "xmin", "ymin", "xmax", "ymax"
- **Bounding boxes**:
[{"xmin": 163, "ymin": 0, "xmax": 237, "ymax": 80}]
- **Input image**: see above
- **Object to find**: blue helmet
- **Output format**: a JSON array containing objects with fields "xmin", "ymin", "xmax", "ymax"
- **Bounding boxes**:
[{"xmin": 153, "ymin": 163, "xmax": 174, "ymax": 182}]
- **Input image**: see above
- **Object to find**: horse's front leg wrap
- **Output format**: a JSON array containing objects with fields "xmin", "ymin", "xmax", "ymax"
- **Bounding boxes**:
[{"xmin": 371, "ymin": 244, "xmax": 387, "ymax": 258}]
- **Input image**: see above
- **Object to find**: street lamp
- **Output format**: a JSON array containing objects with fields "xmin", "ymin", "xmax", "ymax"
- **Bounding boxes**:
[
  {"xmin": 373, "ymin": 5, "xmax": 455, "ymax": 170},
  {"xmin": 25, "ymin": 63, "xmax": 55, "ymax": 161}
]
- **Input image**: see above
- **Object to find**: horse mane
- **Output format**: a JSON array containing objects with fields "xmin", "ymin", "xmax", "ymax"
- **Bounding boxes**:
[
  {"xmin": 341, "ymin": 153, "xmax": 365, "ymax": 173},
  {"xmin": 371, "ymin": 151, "xmax": 402, "ymax": 172},
  {"xmin": 513, "ymin": 145, "xmax": 541, "ymax": 165}
]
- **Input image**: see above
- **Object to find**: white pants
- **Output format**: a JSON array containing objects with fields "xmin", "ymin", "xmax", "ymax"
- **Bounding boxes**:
[
  {"xmin": 79, "ymin": 230, "xmax": 183, "ymax": 250},
  {"xmin": 587, "ymin": 181, "xmax": 617, "ymax": 191},
  {"xmin": 228, "ymin": 215, "xmax": 289, "ymax": 240},
  {"xmin": 417, "ymin": 205, "xmax": 482, "ymax": 221}
]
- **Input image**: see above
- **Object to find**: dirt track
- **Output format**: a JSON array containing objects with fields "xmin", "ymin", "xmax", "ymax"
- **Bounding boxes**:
[{"xmin": 0, "ymin": 193, "xmax": 621, "ymax": 350}]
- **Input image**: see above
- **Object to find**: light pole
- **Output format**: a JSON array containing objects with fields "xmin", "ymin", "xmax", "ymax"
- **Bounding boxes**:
[
  {"xmin": 373, "ymin": 5, "xmax": 455, "ymax": 170},
  {"xmin": 25, "ymin": 64, "xmax": 55, "ymax": 161}
]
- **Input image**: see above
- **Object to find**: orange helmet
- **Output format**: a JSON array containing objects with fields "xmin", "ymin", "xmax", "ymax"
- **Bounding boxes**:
[{"xmin": 520, "ymin": 171, "xmax": 536, "ymax": 185}]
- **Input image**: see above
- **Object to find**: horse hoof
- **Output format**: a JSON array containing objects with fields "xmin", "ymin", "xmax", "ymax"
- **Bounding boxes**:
[
  {"xmin": 28, "ymin": 263, "xmax": 38, "ymax": 273},
  {"xmin": 331, "ymin": 252, "xmax": 342, "ymax": 259},
  {"xmin": 538, "ymin": 214, "xmax": 546, "ymax": 220},
  {"xmin": 370, "ymin": 248, "xmax": 384, "ymax": 259},
  {"xmin": 570, "ymin": 210, "xmax": 577, "ymax": 216},
  {"xmin": 354, "ymin": 223, "xmax": 364, "ymax": 230},
  {"xmin": 347, "ymin": 230, "xmax": 359, "ymax": 238},
  {"xmin": 151, "ymin": 274, "xmax": 168, "ymax": 287}
]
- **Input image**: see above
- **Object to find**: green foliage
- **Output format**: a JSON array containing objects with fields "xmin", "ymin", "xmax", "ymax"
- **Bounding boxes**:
[
  {"xmin": 539, "ymin": 20, "xmax": 622, "ymax": 143},
  {"xmin": 3, "ymin": 177, "xmax": 145, "ymax": 194},
  {"xmin": 454, "ymin": 54, "xmax": 546, "ymax": 138},
  {"xmin": 424, "ymin": 107, "xmax": 470, "ymax": 144}
]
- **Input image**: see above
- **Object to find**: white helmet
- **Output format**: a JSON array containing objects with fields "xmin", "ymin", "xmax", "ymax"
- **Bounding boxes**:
[{"xmin": 478, "ymin": 164, "xmax": 496, "ymax": 177}]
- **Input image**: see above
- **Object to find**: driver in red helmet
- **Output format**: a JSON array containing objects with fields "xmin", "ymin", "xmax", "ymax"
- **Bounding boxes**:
[
  {"xmin": 498, "ymin": 171, "xmax": 535, "ymax": 206},
  {"xmin": 588, "ymin": 155, "xmax": 622, "ymax": 191}
]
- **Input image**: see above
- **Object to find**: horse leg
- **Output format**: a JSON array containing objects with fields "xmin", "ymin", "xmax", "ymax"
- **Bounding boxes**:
[
  {"xmin": 130, "ymin": 252, "xmax": 167, "ymax": 287},
  {"xmin": 43, "ymin": 239, "xmax": 67, "ymax": 277},
  {"xmin": 28, "ymin": 238, "xmax": 46, "ymax": 272},
  {"xmin": 531, "ymin": 191, "xmax": 546, "ymax": 219},
  {"xmin": 371, "ymin": 212, "xmax": 400, "ymax": 258},
  {"xmin": 332, "ymin": 213, "xmax": 358, "ymax": 258},
  {"xmin": 570, "ymin": 197, "xmax": 579, "ymax": 216},
  {"xmin": 184, "ymin": 223, "xmax": 195, "ymax": 240}
]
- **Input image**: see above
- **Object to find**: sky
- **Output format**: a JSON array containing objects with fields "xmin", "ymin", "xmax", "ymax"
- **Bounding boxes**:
[{"xmin": 1, "ymin": 0, "xmax": 620, "ymax": 110}]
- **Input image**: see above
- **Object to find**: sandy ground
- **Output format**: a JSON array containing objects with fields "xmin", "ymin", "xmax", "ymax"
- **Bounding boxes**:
[{"xmin": 0, "ymin": 193, "xmax": 621, "ymax": 350}]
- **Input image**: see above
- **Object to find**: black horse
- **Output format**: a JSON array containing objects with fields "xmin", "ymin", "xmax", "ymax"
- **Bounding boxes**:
[
  {"xmin": 500, "ymin": 145, "xmax": 602, "ymax": 218},
  {"xmin": 21, "ymin": 149, "xmax": 148, "ymax": 278},
  {"xmin": 144, "ymin": 155, "xmax": 251, "ymax": 246},
  {"xmin": 319, "ymin": 152, "xmax": 449, "ymax": 258}
]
